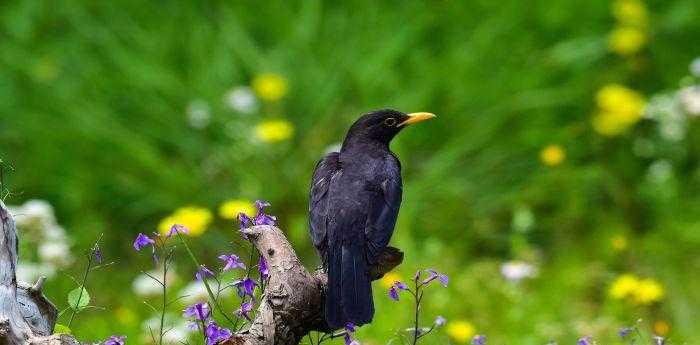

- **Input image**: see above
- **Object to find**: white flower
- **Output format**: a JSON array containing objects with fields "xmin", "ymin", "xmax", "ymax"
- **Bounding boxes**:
[
  {"xmin": 690, "ymin": 57, "xmax": 700, "ymax": 77},
  {"xmin": 43, "ymin": 225, "xmax": 68, "ymax": 242},
  {"xmin": 38, "ymin": 241, "xmax": 73, "ymax": 267},
  {"xmin": 142, "ymin": 315, "xmax": 188, "ymax": 344},
  {"xmin": 500, "ymin": 261, "xmax": 538, "ymax": 282},
  {"xmin": 132, "ymin": 269, "xmax": 177, "ymax": 296},
  {"xmin": 11, "ymin": 199, "xmax": 55, "ymax": 229},
  {"xmin": 16, "ymin": 262, "xmax": 56, "ymax": 282},
  {"xmin": 647, "ymin": 160, "xmax": 673, "ymax": 183},
  {"xmin": 187, "ymin": 99, "xmax": 211, "ymax": 129},
  {"xmin": 224, "ymin": 87, "xmax": 258, "ymax": 114},
  {"xmin": 178, "ymin": 281, "xmax": 209, "ymax": 303},
  {"xmin": 679, "ymin": 86, "xmax": 700, "ymax": 116}
]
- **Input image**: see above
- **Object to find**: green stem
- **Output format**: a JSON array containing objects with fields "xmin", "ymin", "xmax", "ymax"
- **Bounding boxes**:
[
  {"xmin": 67, "ymin": 253, "xmax": 93, "ymax": 328},
  {"xmin": 177, "ymin": 233, "xmax": 237, "ymax": 326},
  {"xmin": 158, "ymin": 250, "xmax": 172, "ymax": 345}
]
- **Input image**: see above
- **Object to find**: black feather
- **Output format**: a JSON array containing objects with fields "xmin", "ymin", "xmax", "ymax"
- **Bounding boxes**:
[{"xmin": 309, "ymin": 109, "xmax": 409, "ymax": 329}]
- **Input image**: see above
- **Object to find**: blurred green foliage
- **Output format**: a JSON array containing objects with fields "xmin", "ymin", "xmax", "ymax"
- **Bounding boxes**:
[{"xmin": 1, "ymin": 0, "xmax": 700, "ymax": 344}]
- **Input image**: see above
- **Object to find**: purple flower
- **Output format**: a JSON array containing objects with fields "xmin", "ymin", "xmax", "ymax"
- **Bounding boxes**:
[
  {"xmin": 254, "ymin": 200, "xmax": 271, "ymax": 210},
  {"xmin": 422, "ymin": 269, "xmax": 448, "ymax": 287},
  {"xmin": 93, "ymin": 245, "xmax": 102, "ymax": 264},
  {"xmin": 344, "ymin": 334, "xmax": 360, "ymax": 345},
  {"xmin": 219, "ymin": 254, "xmax": 246, "ymax": 271},
  {"xmin": 233, "ymin": 277, "xmax": 258, "ymax": 299},
  {"xmin": 258, "ymin": 256, "xmax": 269, "ymax": 280},
  {"xmin": 618, "ymin": 327, "xmax": 633, "ymax": 339},
  {"xmin": 434, "ymin": 316, "xmax": 447, "ymax": 327},
  {"xmin": 394, "ymin": 281, "xmax": 409, "ymax": 290},
  {"xmin": 102, "ymin": 335, "xmax": 126, "ymax": 345},
  {"xmin": 183, "ymin": 302, "xmax": 210, "ymax": 321},
  {"xmin": 414, "ymin": 270, "xmax": 422, "ymax": 281},
  {"xmin": 577, "ymin": 336, "xmax": 593, "ymax": 345},
  {"xmin": 252, "ymin": 200, "xmax": 277, "ymax": 226},
  {"xmin": 389, "ymin": 280, "xmax": 409, "ymax": 301},
  {"xmin": 204, "ymin": 321, "xmax": 232, "ymax": 345},
  {"xmin": 195, "ymin": 265, "xmax": 215, "ymax": 281},
  {"xmin": 166, "ymin": 224, "xmax": 189, "ymax": 237},
  {"xmin": 238, "ymin": 212, "xmax": 251, "ymax": 230},
  {"xmin": 133, "ymin": 233, "xmax": 155, "ymax": 251},
  {"xmin": 653, "ymin": 336, "xmax": 665, "ymax": 345},
  {"xmin": 343, "ymin": 326, "xmax": 360, "ymax": 345},
  {"xmin": 253, "ymin": 213, "xmax": 277, "ymax": 226},
  {"xmin": 236, "ymin": 302, "xmax": 254, "ymax": 321},
  {"xmin": 389, "ymin": 287, "xmax": 400, "ymax": 301},
  {"xmin": 472, "ymin": 335, "xmax": 486, "ymax": 345}
]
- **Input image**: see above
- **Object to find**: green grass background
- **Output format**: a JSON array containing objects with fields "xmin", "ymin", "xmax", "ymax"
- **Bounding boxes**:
[{"xmin": 1, "ymin": 0, "xmax": 700, "ymax": 344}]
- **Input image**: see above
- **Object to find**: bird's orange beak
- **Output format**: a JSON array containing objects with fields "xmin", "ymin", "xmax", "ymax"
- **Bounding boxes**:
[{"xmin": 398, "ymin": 112, "xmax": 437, "ymax": 127}]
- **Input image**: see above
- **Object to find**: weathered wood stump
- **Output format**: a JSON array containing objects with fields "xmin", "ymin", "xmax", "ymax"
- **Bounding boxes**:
[{"xmin": 0, "ymin": 200, "xmax": 402, "ymax": 345}]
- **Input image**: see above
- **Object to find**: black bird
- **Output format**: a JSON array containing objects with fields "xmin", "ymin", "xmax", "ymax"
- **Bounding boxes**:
[{"xmin": 309, "ymin": 109, "xmax": 436, "ymax": 328}]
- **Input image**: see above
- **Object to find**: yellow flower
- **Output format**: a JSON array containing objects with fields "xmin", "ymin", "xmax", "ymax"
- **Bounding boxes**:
[
  {"xmin": 633, "ymin": 278, "xmax": 664, "ymax": 305},
  {"xmin": 611, "ymin": 234, "xmax": 628, "ymax": 251},
  {"xmin": 540, "ymin": 145, "xmax": 566, "ymax": 166},
  {"xmin": 252, "ymin": 73, "xmax": 288, "ymax": 101},
  {"xmin": 612, "ymin": 0, "xmax": 648, "ymax": 28},
  {"xmin": 255, "ymin": 119, "xmax": 294, "ymax": 142},
  {"xmin": 609, "ymin": 274, "xmax": 665, "ymax": 305},
  {"xmin": 653, "ymin": 320, "xmax": 670, "ymax": 336},
  {"xmin": 218, "ymin": 199, "xmax": 256, "ymax": 220},
  {"xmin": 596, "ymin": 84, "xmax": 645, "ymax": 116},
  {"xmin": 380, "ymin": 272, "xmax": 402, "ymax": 289},
  {"xmin": 609, "ymin": 274, "xmax": 639, "ymax": 299},
  {"xmin": 446, "ymin": 320, "xmax": 476, "ymax": 343},
  {"xmin": 608, "ymin": 26, "xmax": 647, "ymax": 56},
  {"xmin": 593, "ymin": 84, "xmax": 645, "ymax": 136},
  {"xmin": 158, "ymin": 206, "xmax": 213, "ymax": 237}
]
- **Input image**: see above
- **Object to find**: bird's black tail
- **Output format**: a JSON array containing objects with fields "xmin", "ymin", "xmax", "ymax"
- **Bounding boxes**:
[{"xmin": 326, "ymin": 241, "xmax": 374, "ymax": 329}]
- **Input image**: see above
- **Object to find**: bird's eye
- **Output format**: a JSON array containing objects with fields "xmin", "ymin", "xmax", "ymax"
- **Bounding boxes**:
[{"xmin": 384, "ymin": 118, "xmax": 397, "ymax": 126}]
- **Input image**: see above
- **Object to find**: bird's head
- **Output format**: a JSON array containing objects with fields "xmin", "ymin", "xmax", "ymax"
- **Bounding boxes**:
[{"xmin": 342, "ymin": 109, "xmax": 436, "ymax": 148}]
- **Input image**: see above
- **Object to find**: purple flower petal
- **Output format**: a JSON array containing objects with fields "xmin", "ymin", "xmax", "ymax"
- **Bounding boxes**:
[
  {"xmin": 133, "ymin": 233, "xmax": 155, "ymax": 251},
  {"xmin": 618, "ymin": 327, "xmax": 633, "ymax": 339},
  {"xmin": 389, "ymin": 287, "xmax": 399, "ymax": 301},
  {"xmin": 434, "ymin": 316, "xmax": 447, "ymax": 327},
  {"xmin": 253, "ymin": 213, "xmax": 277, "ymax": 226},
  {"xmin": 205, "ymin": 321, "xmax": 232, "ymax": 345},
  {"xmin": 195, "ymin": 265, "xmax": 215, "ymax": 281},
  {"xmin": 577, "ymin": 336, "xmax": 593, "ymax": 345},
  {"xmin": 102, "ymin": 335, "xmax": 126, "ymax": 345},
  {"xmin": 167, "ymin": 224, "xmax": 189, "ymax": 238},
  {"xmin": 94, "ymin": 245, "xmax": 102, "ymax": 264},
  {"xmin": 254, "ymin": 200, "xmax": 271, "ymax": 211},
  {"xmin": 233, "ymin": 277, "xmax": 258, "ymax": 299},
  {"xmin": 238, "ymin": 213, "xmax": 251, "ymax": 230},
  {"xmin": 236, "ymin": 302, "xmax": 254, "ymax": 321},
  {"xmin": 219, "ymin": 254, "xmax": 246, "ymax": 271},
  {"xmin": 258, "ymin": 256, "xmax": 269, "ymax": 280},
  {"xmin": 183, "ymin": 302, "xmax": 210, "ymax": 321},
  {"xmin": 393, "ymin": 281, "xmax": 409, "ymax": 290},
  {"xmin": 472, "ymin": 335, "xmax": 486, "ymax": 345},
  {"xmin": 345, "ymin": 322, "xmax": 356, "ymax": 333}
]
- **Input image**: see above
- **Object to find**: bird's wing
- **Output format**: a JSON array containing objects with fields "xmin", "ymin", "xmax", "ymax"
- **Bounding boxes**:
[
  {"xmin": 309, "ymin": 151, "xmax": 341, "ymax": 262},
  {"xmin": 364, "ymin": 154, "xmax": 402, "ymax": 264}
]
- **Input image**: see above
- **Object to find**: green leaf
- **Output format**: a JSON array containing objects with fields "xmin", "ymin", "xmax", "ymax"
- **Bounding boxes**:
[
  {"xmin": 67, "ymin": 286, "xmax": 90, "ymax": 311},
  {"xmin": 53, "ymin": 323, "xmax": 72, "ymax": 335}
]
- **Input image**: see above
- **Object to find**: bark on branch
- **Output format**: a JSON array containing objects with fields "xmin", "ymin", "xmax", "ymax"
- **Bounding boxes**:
[{"xmin": 0, "ymin": 202, "xmax": 403, "ymax": 345}]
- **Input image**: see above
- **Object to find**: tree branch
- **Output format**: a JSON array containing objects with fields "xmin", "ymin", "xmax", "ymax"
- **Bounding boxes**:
[{"xmin": 0, "ymin": 203, "xmax": 402, "ymax": 345}]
